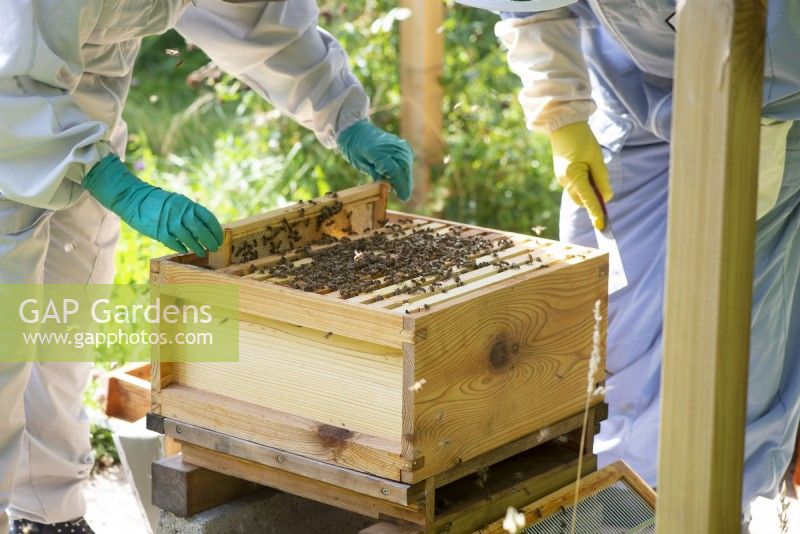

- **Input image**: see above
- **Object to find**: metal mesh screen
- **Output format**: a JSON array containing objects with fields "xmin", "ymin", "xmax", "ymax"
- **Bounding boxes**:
[{"xmin": 523, "ymin": 480, "xmax": 655, "ymax": 534}]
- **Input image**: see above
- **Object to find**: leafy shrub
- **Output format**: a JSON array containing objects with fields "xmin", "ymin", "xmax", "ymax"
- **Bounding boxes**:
[{"xmin": 89, "ymin": 423, "xmax": 120, "ymax": 473}]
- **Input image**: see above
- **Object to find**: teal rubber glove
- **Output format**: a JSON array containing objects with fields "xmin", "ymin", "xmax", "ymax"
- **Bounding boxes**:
[
  {"xmin": 336, "ymin": 120, "xmax": 414, "ymax": 201},
  {"xmin": 83, "ymin": 155, "xmax": 223, "ymax": 256}
]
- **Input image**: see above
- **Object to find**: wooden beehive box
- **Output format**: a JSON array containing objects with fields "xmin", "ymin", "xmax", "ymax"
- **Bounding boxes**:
[{"xmin": 150, "ymin": 183, "xmax": 608, "ymax": 484}]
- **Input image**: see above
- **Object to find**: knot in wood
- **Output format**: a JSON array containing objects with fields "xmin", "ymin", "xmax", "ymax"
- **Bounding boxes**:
[
  {"xmin": 489, "ymin": 338, "xmax": 510, "ymax": 370},
  {"xmin": 316, "ymin": 424, "xmax": 354, "ymax": 451}
]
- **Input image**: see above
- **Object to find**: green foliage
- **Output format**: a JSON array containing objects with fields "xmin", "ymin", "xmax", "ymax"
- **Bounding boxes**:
[
  {"xmin": 435, "ymin": 3, "xmax": 559, "ymax": 233},
  {"xmin": 90, "ymin": 422, "xmax": 119, "ymax": 473},
  {"xmin": 117, "ymin": 0, "xmax": 558, "ymax": 283}
]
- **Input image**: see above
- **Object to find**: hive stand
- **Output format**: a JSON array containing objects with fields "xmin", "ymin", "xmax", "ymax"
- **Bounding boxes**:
[{"xmin": 148, "ymin": 405, "xmax": 606, "ymax": 534}]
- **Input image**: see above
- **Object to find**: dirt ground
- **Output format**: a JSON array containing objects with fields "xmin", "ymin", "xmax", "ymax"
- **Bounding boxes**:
[{"xmin": 83, "ymin": 466, "xmax": 800, "ymax": 534}]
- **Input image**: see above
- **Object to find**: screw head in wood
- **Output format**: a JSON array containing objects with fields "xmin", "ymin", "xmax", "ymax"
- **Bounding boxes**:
[
  {"xmin": 277, "ymin": 454, "xmax": 285, "ymax": 463},
  {"xmin": 176, "ymin": 425, "xmax": 182, "ymax": 434},
  {"xmin": 381, "ymin": 488, "xmax": 389, "ymax": 495}
]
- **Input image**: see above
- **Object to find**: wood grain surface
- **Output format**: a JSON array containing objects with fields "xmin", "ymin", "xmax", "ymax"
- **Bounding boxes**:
[
  {"xmin": 403, "ymin": 255, "xmax": 608, "ymax": 481},
  {"xmin": 659, "ymin": 1, "xmax": 766, "ymax": 532}
]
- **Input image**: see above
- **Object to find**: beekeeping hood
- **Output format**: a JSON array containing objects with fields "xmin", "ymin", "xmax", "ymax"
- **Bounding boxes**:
[{"xmin": 453, "ymin": 0, "xmax": 577, "ymax": 11}]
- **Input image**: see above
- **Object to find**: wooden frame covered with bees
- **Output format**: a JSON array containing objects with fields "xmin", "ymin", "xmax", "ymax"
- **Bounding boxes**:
[{"xmin": 149, "ymin": 182, "xmax": 608, "ymax": 485}]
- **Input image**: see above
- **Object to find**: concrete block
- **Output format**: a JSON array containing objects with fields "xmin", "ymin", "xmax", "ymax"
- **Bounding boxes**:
[
  {"xmin": 156, "ymin": 488, "xmax": 376, "ymax": 534},
  {"xmin": 110, "ymin": 416, "xmax": 163, "ymax": 533}
]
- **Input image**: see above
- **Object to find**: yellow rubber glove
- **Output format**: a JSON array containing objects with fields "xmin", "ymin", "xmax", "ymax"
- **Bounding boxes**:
[{"xmin": 549, "ymin": 122, "xmax": 613, "ymax": 230}]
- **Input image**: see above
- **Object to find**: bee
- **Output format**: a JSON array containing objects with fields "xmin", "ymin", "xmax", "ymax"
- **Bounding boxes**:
[
  {"xmin": 531, "ymin": 225, "xmax": 546, "ymax": 236},
  {"xmin": 164, "ymin": 48, "xmax": 184, "ymax": 68}
]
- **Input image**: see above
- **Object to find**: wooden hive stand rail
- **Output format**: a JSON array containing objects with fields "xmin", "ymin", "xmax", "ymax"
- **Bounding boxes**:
[{"xmin": 147, "ymin": 405, "xmax": 605, "ymax": 533}]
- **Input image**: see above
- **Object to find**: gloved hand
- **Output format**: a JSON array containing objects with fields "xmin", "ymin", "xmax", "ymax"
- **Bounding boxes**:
[
  {"xmin": 549, "ymin": 122, "xmax": 613, "ymax": 230},
  {"xmin": 83, "ymin": 155, "xmax": 223, "ymax": 256},
  {"xmin": 336, "ymin": 120, "xmax": 414, "ymax": 201}
]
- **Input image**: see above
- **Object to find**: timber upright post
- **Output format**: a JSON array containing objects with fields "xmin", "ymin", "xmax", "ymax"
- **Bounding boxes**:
[
  {"xmin": 658, "ymin": 0, "xmax": 766, "ymax": 533},
  {"xmin": 399, "ymin": 0, "xmax": 445, "ymax": 209}
]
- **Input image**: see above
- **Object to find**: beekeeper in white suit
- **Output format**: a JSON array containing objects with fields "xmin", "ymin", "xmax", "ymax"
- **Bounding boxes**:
[
  {"xmin": 457, "ymin": 0, "xmax": 800, "ymax": 522},
  {"xmin": 0, "ymin": 1, "xmax": 414, "ymax": 532}
]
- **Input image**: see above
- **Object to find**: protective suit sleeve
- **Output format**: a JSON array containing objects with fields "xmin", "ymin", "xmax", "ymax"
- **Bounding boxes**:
[
  {"xmin": 0, "ymin": 0, "xmax": 110, "ymax": 210},
  {"xmin": 175, "ymin": 0, "xmax": 370, "ymax": 149},
  {"xmin": 495, "ymin": 9, "xmax": 595, "ymax": 133}
]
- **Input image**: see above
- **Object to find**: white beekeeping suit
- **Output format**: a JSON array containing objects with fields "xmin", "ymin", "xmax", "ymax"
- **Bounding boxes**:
[
  {"xmin": 495, "ymin": 7, "xmax": 595, "ymax": 133},
  {"xmin": 0, "ymin": 0, "xmax": 368, "ymax": 210},
  {"xmin": 493, "ymin": 0, "xmax": 800, "ymax": 519},
  {"xmin": 0, "ymin": 0, "xmax": 368, "ymax": 528}
]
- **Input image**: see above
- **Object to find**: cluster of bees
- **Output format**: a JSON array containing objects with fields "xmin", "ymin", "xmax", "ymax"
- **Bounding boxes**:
[
  {"xmin": 228, "ymin": 197, "xmax": 555, "ymax": 307},
  {"xmin": 264, "ymin": 225, "xmax": 516, "ymax": 300},
  {"xmin": 231, "ymin": 194, "xmax": 347, "ymax": 264}
]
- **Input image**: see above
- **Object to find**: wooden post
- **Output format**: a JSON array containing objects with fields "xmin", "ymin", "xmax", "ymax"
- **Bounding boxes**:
[
  {"xmin": 658, "ymin": 1, "xmax": 766, "ymax": 532},
  {"xmin": 399, "ymin": 0, "xmax": 444, "ymax": 209}
]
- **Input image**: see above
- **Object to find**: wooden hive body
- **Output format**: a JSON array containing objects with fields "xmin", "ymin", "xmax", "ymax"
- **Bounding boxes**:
[{"xmin": 150, "ymin": 183, "xmax": 608, "ymax": 484}]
